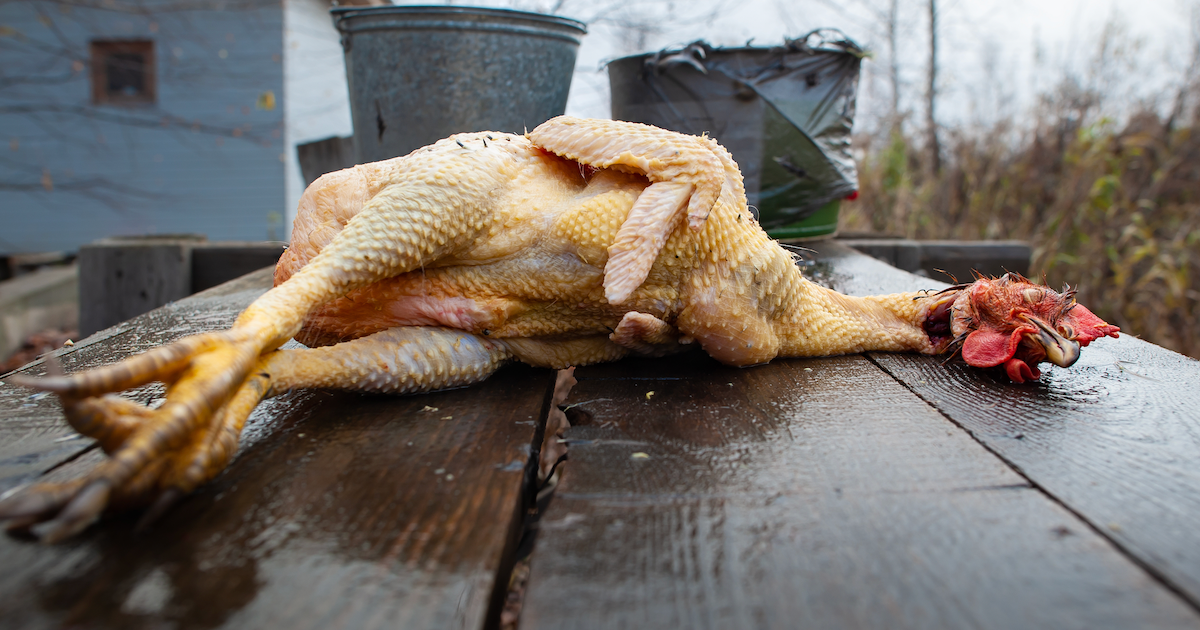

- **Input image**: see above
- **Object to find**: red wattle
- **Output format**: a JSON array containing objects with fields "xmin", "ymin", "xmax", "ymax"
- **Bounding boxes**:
[
  {"xmin": 961, "ymin": 328, "xmax": 1024, "ymax": 368},
  {"xmin": 1004, "ymin": 358, "xmax": 1039, "ymax": 383}
]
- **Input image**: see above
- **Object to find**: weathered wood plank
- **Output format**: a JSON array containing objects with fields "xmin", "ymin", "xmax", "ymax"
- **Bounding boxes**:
[
  {"xmin": 522, "ymin": 354, "xmax": 1199, "ymax": 629},
  {"xmin": 838, "ymin": 238, "xmax": 1032, "ymax": 280},
  {"xmin": 0, "ymin": 264, "xmax": 555, "ymax": 629},
  {"xmin": 806, "ymin": 240, "xmax": 941, "ymax": 295},
  {"xmin": 191, "ymin": 243, "xmax": 286, "ymax": 292},
  {"xmin": 78, "ymin": 237, "xmax": 202, "ymax": 336},
  {"xmin": 809, "ymin": 241, "xmax": 1200, "ymax": 608},
  {"xmin": 870, "ymin": 342, "xmax": 1200, "ymax": 607},
  {"xmin": 0, "ymin": 365, "xmax": 551, "ymax": 630},
  {"xmin": 297, "ymin": 135, "xmax": 356, "ymax": 186}
]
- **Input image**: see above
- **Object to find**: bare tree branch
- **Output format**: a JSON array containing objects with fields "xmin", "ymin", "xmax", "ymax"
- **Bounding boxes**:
[
  {"xmin": 925, "ymin": 0, "xmax": 940, "ymax": 174},
  {"xmin": 0, "ymin": 103, "xmax": 274, "ymax": 142}
]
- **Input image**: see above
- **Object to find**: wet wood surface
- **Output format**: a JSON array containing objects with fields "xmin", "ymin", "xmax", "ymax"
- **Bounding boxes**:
[
  {"xmin": 0, "ymin": 267, "xmax": 555, "ymax": 630},
  {"xmin": 521, "ymin": 353, "xmax": 1199, "ymax": 629},
  {"xmin": 817, "ymin": 242, "xmax": 1200, "ymax": 610},
  {"xmin": 520, "ymin": 242, "xmax": 1200, "ymax": 629},
  {"xmin": 2, "ymin": 243, "xmax": 1200, "ymax": 629}
]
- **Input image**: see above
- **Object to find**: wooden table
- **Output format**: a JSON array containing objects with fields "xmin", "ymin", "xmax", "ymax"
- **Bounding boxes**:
[{"xmin": 2, "ymin": 242, "xmax": 1199, "ymax": 629}]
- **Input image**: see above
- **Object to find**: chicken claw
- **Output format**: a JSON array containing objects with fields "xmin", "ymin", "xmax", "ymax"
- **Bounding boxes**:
[
  {"xmin": 1, "ymin": 331, "xmax": 264, "ymax": 541},
  {"xmin": 0, "ymin": 326, "xmax": 515, "ymax": 541}
]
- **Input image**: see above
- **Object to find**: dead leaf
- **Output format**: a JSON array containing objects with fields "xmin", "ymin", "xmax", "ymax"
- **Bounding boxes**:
[
  {"xmin": 539, "ymin": 408, "xmax": 569, "ymax": 481},
  {"xmin": 257, "ymin": 90, "xmax": 276, "ymax": 111},
  {"xmin": 539, "ymin": 368, "xmax": 577, "ymax": 481},
  {"xmin": 645, "ymin": 390, "xmax": 655, "ymax": 400},
  {"xmin": 499, "ymin": 556, "xmax": 531, "ymax": 630},
  {"xmin": 552, "ymin": 366, "xmax": 576, "ymax": 406},
  {"xmin": 631, "ymin": 452, "xmax": 650, "ymax": 459},
  {"xmin": 421, "ymin": 405, "xmax": 438, "ymax": 412}
]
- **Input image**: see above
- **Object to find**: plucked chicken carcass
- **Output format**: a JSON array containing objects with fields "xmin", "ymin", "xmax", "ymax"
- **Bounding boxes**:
[{"xmin": 0, "ymin": 117, "xmax": 1119, "ymax": 541}]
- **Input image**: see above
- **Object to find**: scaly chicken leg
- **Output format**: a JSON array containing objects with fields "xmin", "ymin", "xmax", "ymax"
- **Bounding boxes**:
[{"xmin": 0, "ymin": 117, "xmax": 1119, "ymax": 541}]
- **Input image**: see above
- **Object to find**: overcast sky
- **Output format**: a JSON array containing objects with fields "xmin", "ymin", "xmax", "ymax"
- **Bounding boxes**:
[
  {"xmin": 548, "ymin": 0, "xmax": 1197, "ymax": 129},
  {"xmin": 394, "ymin": 0, "xmax": 1195, "ymax": 132}
]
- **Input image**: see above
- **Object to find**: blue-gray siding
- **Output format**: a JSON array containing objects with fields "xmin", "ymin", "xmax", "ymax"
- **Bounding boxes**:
[{"xmin": 0, "ymin": 0, "xmax": 286, "ymax": 254}]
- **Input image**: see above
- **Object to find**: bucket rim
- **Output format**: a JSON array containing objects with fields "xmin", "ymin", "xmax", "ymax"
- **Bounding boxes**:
[
  {"xmin": 608, "ymin": 45, "xmax": 780, "ymax": 65},
  {"xmin": 331, "ymin": 5, "xmax": 586, "ymax": 34},
  {"xmin": 606, "ymin": 31, "xmax": 864, "ymax": 66}
]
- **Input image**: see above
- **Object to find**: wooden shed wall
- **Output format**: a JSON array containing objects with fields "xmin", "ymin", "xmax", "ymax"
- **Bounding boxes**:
[
  {"xmin": 282, "ymin": 0, "xmax": 353, "ymax": 234},
  {"xmin": 0, "ymin": 0, "xmax": 286, "ymax": 254}
]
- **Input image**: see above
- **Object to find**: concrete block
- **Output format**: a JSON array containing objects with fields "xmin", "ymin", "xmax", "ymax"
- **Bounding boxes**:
[{"xmin": 0, "ymin": 265, "xmax": 78, "ymax": 359}]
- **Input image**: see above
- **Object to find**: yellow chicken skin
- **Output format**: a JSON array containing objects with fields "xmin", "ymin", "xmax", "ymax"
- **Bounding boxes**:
[{"xmin": 0, "ymin": 117, "xmax": 1119, "ymax": 542}]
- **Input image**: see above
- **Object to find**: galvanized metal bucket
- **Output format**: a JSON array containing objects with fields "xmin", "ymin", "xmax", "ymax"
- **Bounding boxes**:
[{"xmin": 332, "ymin": 6, "xmax": 586, "ymax": 163}]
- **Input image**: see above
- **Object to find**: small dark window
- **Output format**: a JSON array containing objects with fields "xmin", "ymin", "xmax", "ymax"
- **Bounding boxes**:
[{"xmin": 91, "ymin": 40, "xmax": 155, "ymax": 105}]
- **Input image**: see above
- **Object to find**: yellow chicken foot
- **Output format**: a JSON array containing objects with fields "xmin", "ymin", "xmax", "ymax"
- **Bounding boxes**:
[
  {"xmin": 0, "ymin": 327, "xmax": 519, "ymax": 540},
  {"xmin": 1, "ymin": 332, "xmax": 264, "ymax": 541},
  {"xmin": 124, "ymin": 327, "xmax": 517, "ymax": 530}
]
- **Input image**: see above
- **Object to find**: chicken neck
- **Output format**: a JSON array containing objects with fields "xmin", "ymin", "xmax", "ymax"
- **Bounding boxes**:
[
  {"xmin": 678, "ymin": 234, "xmax": 956, "ymax": 366},
  {"xmin": 774, "ymin": 275, "xmax": 952, "ymax": 359}
]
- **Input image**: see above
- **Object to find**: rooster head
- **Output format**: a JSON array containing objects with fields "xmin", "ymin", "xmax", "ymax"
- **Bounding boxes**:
[{"xmin": 925, "ymin": 273, "xmax": 1120, "ymax": 383}]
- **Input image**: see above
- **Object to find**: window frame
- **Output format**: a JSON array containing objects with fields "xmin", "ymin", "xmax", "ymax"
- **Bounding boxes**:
[{"xmin": 90, "ymin": 39, "xmax": 157, "ymax": 106}]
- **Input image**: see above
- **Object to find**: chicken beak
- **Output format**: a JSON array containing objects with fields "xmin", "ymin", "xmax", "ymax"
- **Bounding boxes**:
[{"xmin": 1024, "ymin": 316, "xmax": 1081, "ymax": 368}]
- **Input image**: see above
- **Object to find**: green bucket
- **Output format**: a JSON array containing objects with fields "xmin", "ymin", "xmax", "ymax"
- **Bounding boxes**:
[{"xmin": 767, "ymin": 199, "xmax": 840, "ymax": 240}]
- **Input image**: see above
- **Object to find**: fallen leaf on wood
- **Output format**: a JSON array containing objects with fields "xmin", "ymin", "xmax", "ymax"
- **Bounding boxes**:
[{"xmin": 539, "ymin": 367, "xmax": 577, "ymax": 481}]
